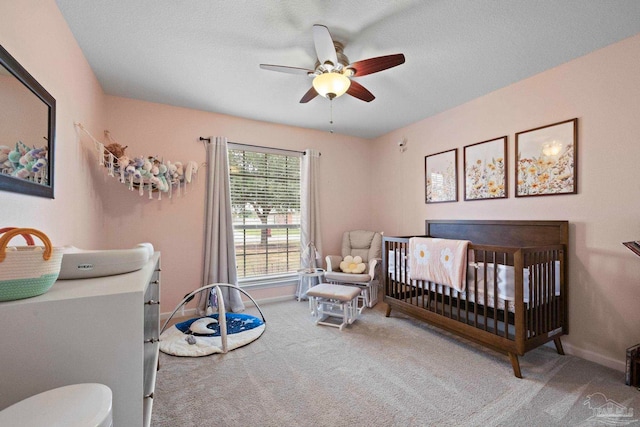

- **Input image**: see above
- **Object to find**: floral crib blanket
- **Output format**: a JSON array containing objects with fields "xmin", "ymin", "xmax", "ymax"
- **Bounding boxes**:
[{"xmin": 408, "ymin": 237, "xmax": 470, "ymax": 292}]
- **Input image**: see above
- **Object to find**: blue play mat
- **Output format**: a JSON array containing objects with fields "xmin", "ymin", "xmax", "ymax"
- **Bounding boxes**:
[{"xmin": 175, "ymin": 313, "xmax": 264, "ymax": 336}]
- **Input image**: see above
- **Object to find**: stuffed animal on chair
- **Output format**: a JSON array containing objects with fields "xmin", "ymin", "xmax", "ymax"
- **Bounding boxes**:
[{"xmin": 340, "ymin": 255, "xmax": 366, "ymax": 274}]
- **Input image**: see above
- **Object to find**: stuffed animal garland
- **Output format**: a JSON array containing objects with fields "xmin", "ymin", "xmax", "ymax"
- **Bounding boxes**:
[{"xmin": 102, "ymin": 142, "xmax": 198, "ymax": 196}]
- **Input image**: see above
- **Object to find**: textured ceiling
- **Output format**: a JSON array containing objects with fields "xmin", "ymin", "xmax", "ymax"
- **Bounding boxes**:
[{"xmin": 55, "ymin": 1, "xmax": 640, "ymax": 139}]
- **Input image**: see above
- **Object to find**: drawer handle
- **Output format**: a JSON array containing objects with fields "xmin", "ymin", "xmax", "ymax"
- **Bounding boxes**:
[
  {"xmin": 150, "ymin": 280, "xmax": 160, "ymax": 285},
  {"xmin": 145, "ymin": 300, "xmax": 160, "ymax": 305},
  {"xmin": 144, "ymin": 338, "xmax": 160, "ymax": 344}
]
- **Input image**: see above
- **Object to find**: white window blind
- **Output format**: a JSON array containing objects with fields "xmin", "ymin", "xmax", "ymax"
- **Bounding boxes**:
[{"xmin": 228, "ymin": 146, "xmax": 301, "ymax": 280}]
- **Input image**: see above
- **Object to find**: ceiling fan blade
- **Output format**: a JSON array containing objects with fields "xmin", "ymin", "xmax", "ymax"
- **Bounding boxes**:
[
  {"xmin": 260, "ymin": 64, "xmax": 315, "ymax": 75},
  {"xmin": 348, "ymin": 53, "xmax": 405, "ymax": 77},
  {"xmin": 312, "ymin": 24, "xmax": 337, "ymax": 67},
  {"xmin": 299, "ymin": 87, "xmax": 319, "ymax": 103},
  {"xmin": 346, "ymin": 80, "xmax": 375, "ymax": 102}
]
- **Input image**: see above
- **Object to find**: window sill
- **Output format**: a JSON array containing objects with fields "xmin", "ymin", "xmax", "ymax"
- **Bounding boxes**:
[{"xmin": 239, "ymin": 274, "xmax": 298, "ymax": 290}]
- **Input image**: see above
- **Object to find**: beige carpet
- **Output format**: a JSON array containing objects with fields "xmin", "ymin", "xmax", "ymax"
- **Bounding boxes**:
[{"xmin": 152, "ymin": 299, "xmax": 639, "ymax": 426}]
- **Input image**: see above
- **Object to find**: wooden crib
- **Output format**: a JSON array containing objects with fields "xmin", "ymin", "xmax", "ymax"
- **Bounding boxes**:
[{"xmin": 383, "ymin": 220, "xmax": 568, "ymax": 378}]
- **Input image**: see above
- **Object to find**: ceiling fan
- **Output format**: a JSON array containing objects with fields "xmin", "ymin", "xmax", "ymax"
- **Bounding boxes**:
[{"xmin": 260, "ymin": 24, "xmax": 405, "ymax": 103}]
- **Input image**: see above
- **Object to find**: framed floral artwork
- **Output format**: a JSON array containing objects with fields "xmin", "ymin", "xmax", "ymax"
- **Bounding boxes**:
[
  {"xmin": 464, "ymin": 136, "xmax": 507, "ymax": 201},
  {"xmin": 515, "ymin": 118, "xmax": 577, "ymax": 197},
  {"xmin": 425, "ymin": 148, "xmax": 457, "ymax": 203}
]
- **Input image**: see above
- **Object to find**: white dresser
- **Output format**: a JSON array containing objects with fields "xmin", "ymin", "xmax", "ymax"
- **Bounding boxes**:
[{"xmin": 0, "ymin": 252, "xmax": 161, "ymax": 427}]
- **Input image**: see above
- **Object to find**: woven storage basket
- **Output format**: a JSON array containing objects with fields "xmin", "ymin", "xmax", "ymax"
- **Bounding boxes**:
[{"xmin": 0, "ymin": 228, "xmax": 63, "ymax": 302}]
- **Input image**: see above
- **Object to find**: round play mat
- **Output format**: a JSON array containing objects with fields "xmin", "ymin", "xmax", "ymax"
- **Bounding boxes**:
[
  {"xmin": 160, "ymin": 313, "xmax": 265, "ymax": 357},
  {"xmin": 159, "ymin": 283, "xmax": 266, "ymax": 357}
]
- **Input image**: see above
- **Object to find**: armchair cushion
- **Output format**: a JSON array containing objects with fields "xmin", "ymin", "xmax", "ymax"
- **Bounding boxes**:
[
  {"xmin": 341, "ymin": 230, "xmax": 382, "ymax": 263},
  {"xmin": 324, "ymin": 271, "xmax": 372, "ymax": 284}
]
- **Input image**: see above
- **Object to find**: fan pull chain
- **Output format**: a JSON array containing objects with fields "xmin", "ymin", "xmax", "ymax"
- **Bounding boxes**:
[{"xmin": 329, "ymin": 99, "xmax": 334, "ymax": 134}]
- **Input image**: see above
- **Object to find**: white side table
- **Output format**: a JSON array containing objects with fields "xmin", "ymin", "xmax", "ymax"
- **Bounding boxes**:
[{"xmin": 296, "ymin": 268, "xmax": 325, "ymax": 301}]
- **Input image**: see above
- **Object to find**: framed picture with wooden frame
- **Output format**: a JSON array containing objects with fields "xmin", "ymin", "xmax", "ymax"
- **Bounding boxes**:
[
  {"xmin": 464, "ymin": 136, "xmax": 507, "ymax": 201},
  {"xmin": 425, "ymin": 148, "xmax": 458, "ymax": 203},
  {"xmin": 515, "ymin": 118, "xmax": 578, "ymax": 197}
]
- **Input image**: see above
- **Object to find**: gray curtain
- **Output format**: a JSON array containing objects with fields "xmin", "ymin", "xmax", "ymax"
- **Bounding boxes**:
[
  {"xmin": 197, "ymin": 136, "xmax": 245, "ymax": 314},
  {"xmin": 300, "ymin": 148, "xmax": 323, "ymax": 271}
]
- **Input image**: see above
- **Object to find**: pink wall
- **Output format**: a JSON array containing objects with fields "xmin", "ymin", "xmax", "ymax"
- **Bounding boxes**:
[
  {"xmin": 370, "ymin": 34, "xmax": 640, "ymax": 370},
  {"xmin": 101, "ymin": 96, "xmax": 373, "ymax": 313},
  {"xmin": 0, "ymin": 0, "xmax": 106, "ymax": 248}
]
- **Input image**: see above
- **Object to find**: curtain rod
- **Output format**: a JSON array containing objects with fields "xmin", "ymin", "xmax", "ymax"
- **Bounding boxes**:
[{"xmin": 198, "ymin": 137, "xmax": 318, "ymax": 156}]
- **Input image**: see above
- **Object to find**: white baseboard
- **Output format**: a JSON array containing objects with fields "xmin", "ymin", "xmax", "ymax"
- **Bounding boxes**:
[
  {"xmin": 561, "ymin": 342, "xmax": 626, "ymax": 372},
  {"xmin": 250, "ymin": 295, "xmax": 297, "ymax": 305},
  {"xmin": 160, "ymin": 307, "xmax": 198, "ymax": 321}
]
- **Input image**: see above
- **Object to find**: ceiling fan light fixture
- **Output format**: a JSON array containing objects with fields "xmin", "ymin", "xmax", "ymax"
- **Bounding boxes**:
[
  {"xmin": 312, "ymin": 72, "xmax": 351, "ymax": 100},
  {"xmin": 261, "ymin": 25, "xmax": 405, "ymax": 104}
]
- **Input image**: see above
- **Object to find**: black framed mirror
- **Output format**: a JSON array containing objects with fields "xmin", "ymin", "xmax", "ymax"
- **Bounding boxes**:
[{"xmin": 0, "ymin": 44, "xmax": 56, "ymax": 198}]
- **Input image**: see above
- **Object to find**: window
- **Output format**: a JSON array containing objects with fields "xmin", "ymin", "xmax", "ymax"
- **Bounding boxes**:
[{"xmin": 228, "ymin": 145, "xmax": 301, "ymax": 282}]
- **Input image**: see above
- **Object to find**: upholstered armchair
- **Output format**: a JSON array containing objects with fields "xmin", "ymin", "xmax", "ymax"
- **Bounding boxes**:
[{"xmin": 324, "ymin": 230, "xmax": 383, "ymax": 311}]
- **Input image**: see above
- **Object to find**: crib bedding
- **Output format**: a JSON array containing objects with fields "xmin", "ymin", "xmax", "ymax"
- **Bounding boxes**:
[
  {"xmin": 407, "ymin": 237, "xmax": 470, "ymax": 292},
  {"xmin": 382, "ymin": 220, "xmax": 569, "ymax": 378},
  {"xmin": 388, "ymin": 253, "xmax": 561, "ymax": 311}
]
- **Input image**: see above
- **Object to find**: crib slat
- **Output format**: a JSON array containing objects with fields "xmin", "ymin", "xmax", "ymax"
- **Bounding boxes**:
[
  {"xmin": 530, "ymin": 252, "xmax": 535, "ymax": 337},
  {"xmin": 532, "ymin": 252, "xmax": 538, "ymax": 337},
  {"xmin": 529, "ymin": 252, "xmax": 542, "ymax": 336},
  {"xmin": 503, "ymin": 251, "xmax": 509, "ymax": 339},
  {"xmin": 389, "ymin": 241, "xmax": 394, "ymax": 298},
  {"xmin": 396, "ymin": 241, "xmax": 400, "ymax": 300},
  {"xmin": 392, "ymin": 241, "xmax": 398, "ymax": 299},
  {"xmin": 537, "ymin": 252, "xmax": 543, "ymax": 336},
  {"xmin": 543, "ymin": 251, "xmax": 548, "ymax": 332},
  {"xmin": 474, "ymin": 252, "xmax": 480, "ymax": 328},
  {"xmin": 552, "ymin": 250, "xmax": 557, "ymax": 329},
  {"xmin": 540, "ymin": 252, "xmax": 544, "ymax": 335},
  {"xmin": 399, "ymin": 242, "xmax": 404, "ymax": 301},
  {"xmin": 483, "ymin": 250, "xmax": 488, "ymax": 332},
  {"xmin": 528, "ymin": 252, "xmax": 532, "ymax": 337},
  {"xmin": 455, "ymin": 272, "xmax": 460, "ymax": 321},
  {"xmin": 552, "ymin": 250, "xmax": 556, "ymax": 328},
  {"xmin": 528, "ymin": 254, "xmax": 532, "ymax": 336},
  {"xmin": 426, "ymin": 280, "xmax": 430, "ymax": 310},
  {"xmin": 491, "ymin": 252, "xmax": 500, "ymax": 334},
  {"xmin": 539, "ymin": 252, "xmax": 544, "ymax": 333},
  {"xmin": 545, "ymin": 250, "xmax": 550, "ymax": 333},
  {"xmin": 551, "ymin": 250, "xmax": 556, "ymax": 329}
]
